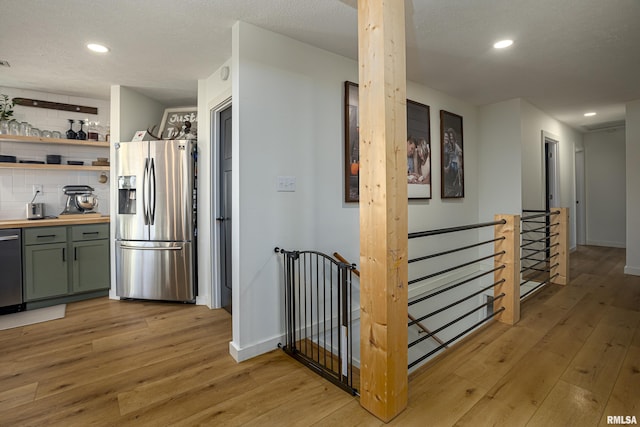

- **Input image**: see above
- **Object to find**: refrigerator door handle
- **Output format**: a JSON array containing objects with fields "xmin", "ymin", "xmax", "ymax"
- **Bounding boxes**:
[
  {"xmin": 119, "ymin": 244, "xmax": 183, "ymax": 251},
  {"xmin": 142, "ymin": 158, "xmax": 149, "ymax": 225},
  {"xmin": 150, "ymin": 158, "xmax": 156, "ymax": 225}
]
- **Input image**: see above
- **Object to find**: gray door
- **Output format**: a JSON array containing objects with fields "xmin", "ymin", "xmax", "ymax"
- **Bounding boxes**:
[{"xmin": 218, "ymin": 105, "xmax": 232, "ymax": 313}]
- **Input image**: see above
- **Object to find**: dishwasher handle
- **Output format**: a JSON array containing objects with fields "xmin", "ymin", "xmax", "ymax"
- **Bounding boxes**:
[{"xmin": 0, "ymin": 235, "xmax": 19, "ymax": 241}]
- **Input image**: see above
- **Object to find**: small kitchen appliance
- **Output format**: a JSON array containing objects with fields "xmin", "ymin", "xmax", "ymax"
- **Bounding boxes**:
[
  {"xmin": 60, "ymin": 185, "xmax": 98, "ymax": 215},
  {"xmin": 26, "ymin": 190, "xmax": 44, "ymax": 220}
]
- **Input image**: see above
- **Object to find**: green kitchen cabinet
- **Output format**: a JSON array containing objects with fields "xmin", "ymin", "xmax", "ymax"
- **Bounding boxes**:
[
  {"xmin": 23, "ymin": 242, "xmax": 69, "ymax": 300},
  {"xmin": 71, "ymin": 236, "xmax": 110, "ymax": 293},
  {"xmin": 23, "ymin": 223, "xmax": 110, "ymax": 306}
]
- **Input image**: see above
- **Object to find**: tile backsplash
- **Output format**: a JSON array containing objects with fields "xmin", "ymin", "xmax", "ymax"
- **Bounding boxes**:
[{"xmin": 0, "ymin": 87, "xmax": 110, "ymax": 220}]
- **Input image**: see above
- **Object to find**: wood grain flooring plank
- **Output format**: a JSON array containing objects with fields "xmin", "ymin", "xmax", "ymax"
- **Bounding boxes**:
[
  {"xmin": 311, "ymin": 399, "xmax": 383, "ymax": 427},
  {"xmin": 598, "ymin": 344, "xmax": 640, "ymax": 425},
  {"xmin": 0, "ymin": 381, "xmax": 37, "ymax": 412},
  {"xmin": 527, "ymin": 380, "xmax": 603, "ymax": 427},
  {"xmin": 117, "ymin": 350, "xmax": 258, "ymax": 415},
  {"xmin": 560, "ymin": 306, "xmax": 639, "ymax": 402},
  {"xmin": 453, "ymin": 325, "xmax": 544, "ymax": 389},
  {"xmin": 393, "ymin": 373, "xmax": 487, "ymax": 427},
  {"xmin": 453, "ymin": 348, "xmax": 568, "ymax": 426},
  {"xmin": 537, "ymin": 296, "xmax": 607, "ymax": 360},
  {"xmin": 170, "ymin": 367, "xmax": 341, "ymax": 427}
]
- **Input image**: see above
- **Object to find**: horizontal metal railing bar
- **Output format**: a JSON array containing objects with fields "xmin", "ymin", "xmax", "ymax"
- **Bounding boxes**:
[
  {"xmin": 408, "ymin": 237, "xmax": 505, "ymax": 264},
  {"xmin": 408, "ymin": 307, "xmax": 505, "ymax": 369},
  {"xmin": 408, "ymin": 266, "xmax": 505, "ymax": 306},
  {"xmin": 520, "ymin": 235, "xmax": 559, "ymax": 249},
  {"xmin": 522, "ymin": 209, "xmax": 547, "ymax": 213},
  {"xmin": 521, "ymin": 252, "xmax": 559, "ymax": 263},
  {"xmin": 520, "ymin": 225, "xmax": 548, "ymax": 234},
  {"xmin": 520, "ymin": 234, "xmax": 555, "ymax": 248},
  {"xmin": 520, "ymin": 273, "xmax": 560, "ymax": 300},
  {"xmin": 408, "ymin": 294, "xmax": 505, "ymax": 348},
  {"xmin": 521, "ymin": 219, "xmax": 547, "ymax": 224},
  {"xmin": 408, "ymin": 279, "xmax": 505, "ymax": 325},
  {"xmin": 409, "ymin": 252, "xmax": 505, "ymax": 286},
  {"xmin": 520, "ymin": 255, "xmax": 559, "ymax": 274},
  {"xmin": 521, "ymin": 243, "xmax": 560, "ymax": 253},
  {"xmin": 408, "ymin": 219, "xmax": 506, "ymax": 240},
  {"xmin": 519, "ymin": 263, "xmax": 558, "ymax": 287},
  {"xmin": 520, "ymin": 222, "xmax": 560, "ymax": 234},
  {"xmin": 520, "ymin": 210, "xmax": 560, "ymax": 221},
  {"xmin": 520, "ymin": 269, "xmax": 550, "ymax": 287},
  {"xmin": 522, "ymin": 266, "xmax": 551, "ymax": 274}
]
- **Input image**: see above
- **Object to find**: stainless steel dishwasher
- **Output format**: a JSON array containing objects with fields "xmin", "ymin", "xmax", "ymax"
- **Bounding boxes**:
[{"xmin": 0, "ymin": 229, "xmax": 24, "ymax": 314}]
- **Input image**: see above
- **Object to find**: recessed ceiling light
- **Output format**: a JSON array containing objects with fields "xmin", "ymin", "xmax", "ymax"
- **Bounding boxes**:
[
  {"xmin": 584, "ymin": 112, "xmax": 597, "ymax": 117},
  {"xmin": 87, "ymin": 43, "xmax": 109, "ymax": 53},
  {"xmin": 493, "ymin": 39, "xmax": 514, "ymax": 49}
]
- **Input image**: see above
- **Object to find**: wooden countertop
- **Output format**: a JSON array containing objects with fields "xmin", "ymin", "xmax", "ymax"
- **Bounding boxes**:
[{"xmin": 0, "ymin": 215, "xmax": 110, "ymax": 229}]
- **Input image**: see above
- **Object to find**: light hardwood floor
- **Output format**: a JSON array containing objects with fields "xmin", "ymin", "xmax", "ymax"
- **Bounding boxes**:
[{"xmin": 1, "ymin": 245, "xmax": 638, "ymax": 426}]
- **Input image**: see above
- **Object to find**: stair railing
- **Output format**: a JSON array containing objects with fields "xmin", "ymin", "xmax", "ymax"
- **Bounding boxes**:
[{"xmin": 406, "ymin": 218, "xmax": 512, "ymax": 370}]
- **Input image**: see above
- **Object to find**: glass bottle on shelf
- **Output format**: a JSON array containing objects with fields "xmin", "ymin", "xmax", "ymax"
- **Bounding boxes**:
[
  {"xmin": 66, "ymin": 119, "xmax": 77, "ymax": 140},
  {"xmin": 76, "ymin": 120, "xmax": 87, "ymax": 140},
  {"xmin": 87, "ymin": 120, "xmax": 99, "ymax": 141}
]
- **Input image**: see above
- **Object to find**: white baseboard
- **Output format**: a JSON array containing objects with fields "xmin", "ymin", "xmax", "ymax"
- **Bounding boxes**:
[
  {"xmin": 586, "ymin": 240, "xmax": 626, "ymax": 248},
  {"xmin": 624, "ymin": 265, "xmax": 640, "ymax": 276},
  {"xmin": 229, "ymin": 334, "xmax": 285, "ymax": 362},
  {"xmin": 195, "ymin": 295, "xmax": 211, "ymax": 308}
]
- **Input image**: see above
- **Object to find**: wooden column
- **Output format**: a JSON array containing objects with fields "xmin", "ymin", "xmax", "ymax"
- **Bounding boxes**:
[
  {"xmin": 550, "ymin": 207, "xmax": 570, "ymax": 285},
  {"xmin": 358, "ymin": 0, "xmax": 408, "ymax": 422},
  {"xmin": 494, "ymin": 214, "xmax": 521, "ymax": 325}
]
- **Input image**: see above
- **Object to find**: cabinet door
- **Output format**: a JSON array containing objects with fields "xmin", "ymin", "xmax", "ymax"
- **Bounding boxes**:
[
  {"xmin": 24, "ymin": 243, "xmax": 68, "ymax": 301},
  {"xmin": 72, "ymin": 240, "xmax": 110, "ymax": 293}
]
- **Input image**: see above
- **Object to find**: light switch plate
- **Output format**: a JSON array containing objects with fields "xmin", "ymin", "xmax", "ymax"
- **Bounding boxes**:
[{"xmin": 276, "ymin": 176, "xmax": 296, "ymax": 192}]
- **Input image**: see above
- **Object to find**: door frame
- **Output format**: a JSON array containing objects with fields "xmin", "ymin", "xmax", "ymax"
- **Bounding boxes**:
[
  {"xmin": 542, "ymin": 131, "xmax": 560, "ymax": 209},
  {"xmin": 210, "ymin": 97, "xmax": 232, "ymax": 309},
  {"xmin": 575, "ymin": 148, "xmax": 586, "ymax": 245}
]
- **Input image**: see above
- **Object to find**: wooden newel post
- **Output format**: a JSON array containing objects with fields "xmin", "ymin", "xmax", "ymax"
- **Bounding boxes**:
[
  {"xmin": 550, "ymin": 207, "xmax": 570, "ymax": 285},
  {"xmin": 494, "ymin": 214, "xmax": 521, "ymax": 325},
  {"xmin": 358, "ymin": 0, "xmax": 408, "ymax": 422}
]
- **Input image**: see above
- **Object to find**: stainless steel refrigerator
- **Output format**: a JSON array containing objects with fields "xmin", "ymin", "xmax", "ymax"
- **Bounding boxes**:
[{"xmin": 115, "ymin": 139, "xmax": 196, "ymax": 302}]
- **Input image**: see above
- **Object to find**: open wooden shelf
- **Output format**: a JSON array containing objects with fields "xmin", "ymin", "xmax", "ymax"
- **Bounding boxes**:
[
  {"xmin": 0, "ymin": 162, "xmax": 109, "ymax": 172},
  {"xmin": 0, "ymin": 134, "xmax": 110, "ymax": 148}
]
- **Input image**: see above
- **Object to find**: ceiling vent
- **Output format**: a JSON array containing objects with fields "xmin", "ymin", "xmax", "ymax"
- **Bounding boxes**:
[
  {"xmin": 582, "ymin": 120, "xmax": 625, "ymax": 132},
  {"xmin": 0, "ymin": 60, "xmax": 10, "ymax": 67}
]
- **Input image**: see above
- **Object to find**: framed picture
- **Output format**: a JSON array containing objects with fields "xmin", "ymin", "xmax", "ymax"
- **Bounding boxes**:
[
  {"xmin": 407, "ymin": 100, "xmax": 431, "ymax": 199},
  {"xmin": 343, "ymin": 81, "xmax": 432, "ymax": 202},
  {"xmin": 440, "ymin": 110, "xmax": 464, "ymax": 198},
  {"xmin": 159, "ymin": 107, "xmax": 198, "ymax": 139}
]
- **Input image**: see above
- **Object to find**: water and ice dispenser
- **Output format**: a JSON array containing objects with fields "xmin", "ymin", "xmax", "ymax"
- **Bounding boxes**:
[{"xmin": 118, "ymin": 175, "xmax": 137, "ymax": 214}]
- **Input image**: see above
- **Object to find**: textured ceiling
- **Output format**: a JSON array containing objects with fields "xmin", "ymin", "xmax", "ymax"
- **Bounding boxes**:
[{"xmin": 1, "ymin": 0, "xmax": 639, "ymax": 132}]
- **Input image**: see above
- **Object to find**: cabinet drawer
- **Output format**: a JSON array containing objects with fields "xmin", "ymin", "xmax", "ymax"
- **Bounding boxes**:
[
  {"xmin": 23, "ymin": 226, "xmax": 67, "ymax": 245},
  {"xmin": 72, "ymin": 224, "xmax": 109, "ymax": 241}
]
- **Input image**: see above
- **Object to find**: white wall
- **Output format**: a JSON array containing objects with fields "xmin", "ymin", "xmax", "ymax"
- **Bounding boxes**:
[
  {"xmin": 626, "ymin": 100, "xmax": 640, "ymax": 275},
  {"xmin": 227, "ymin": 22, "xmax": 485, "ymax": 361},
  {"xmin": 520, "ymin": 100, "xmax": 582, "ymax": 249},
  {"xmin": 583, "ymin": 128, "xmax": 626, "ymax": 247},
  {"xmin": 0, "ymin": 87, "xmax": 110, "ymax": 219},
  {"xmin": 111, "ymin": 86, "xmax": 165, "ymax": 144},
  {"xmin": 478, "ymin": 99, "xmax": 523, "ymax": 218}
]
